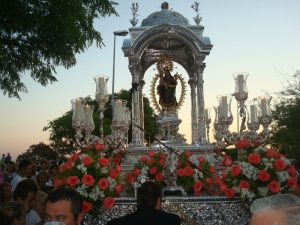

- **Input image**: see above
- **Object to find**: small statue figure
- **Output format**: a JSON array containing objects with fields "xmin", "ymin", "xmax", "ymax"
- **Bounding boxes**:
[{"xmin": 157, "ymin": 67, "xmax": 178, "ymax": 110}]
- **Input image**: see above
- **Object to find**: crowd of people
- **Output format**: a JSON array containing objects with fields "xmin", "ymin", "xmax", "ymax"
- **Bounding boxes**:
[
  {"xmin": 0, "ymin": 154, "xmax": 59, "ymax": 225},
  {"xmin": 0, "ymin": 153, "xmax": 300, "ymax": 225}
]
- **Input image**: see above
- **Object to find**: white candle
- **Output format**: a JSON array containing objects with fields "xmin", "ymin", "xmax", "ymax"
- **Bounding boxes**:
[
  {"xmin": 114, "ymin": 100, "xmax": 123, "ymax": 122},
  {"xmin": 221, "ymin": 96, "xmax": 228, "ymax": 117},
  {"xmin": 84, "ymin": 105, "xmax": 94, "ymax": 127},
  {"xmin": 237, "ymin": 74, "xmax": 244, "ymax": 92},
  {"xmin": 250, "ymin": 104, "xmax": 258, "ymax": 123},
  {"xmin": 261, "ymin": 98, "xmax": 267, "ymax": 116},
  {"xmin": 75, "ymin": 99, "xmax": 85, "ymax": 123}
]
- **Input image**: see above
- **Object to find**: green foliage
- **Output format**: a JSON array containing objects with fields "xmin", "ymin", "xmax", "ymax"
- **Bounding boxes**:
[
  {"xmin": 17, "ymin": 142, "xmax": 59, "ymax": 161},
  {"xmin": 270, "ymin": 71, "xmax": 300, "ymax": 160},
  {"xmin": 0, "ymin": 0, "xmax": 118, "ymax": 99}
]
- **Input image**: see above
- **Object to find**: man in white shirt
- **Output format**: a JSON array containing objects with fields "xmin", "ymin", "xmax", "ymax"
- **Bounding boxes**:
[{"xmin": 10, "ymin": 159, "xmax": 32, "ymax": 191}]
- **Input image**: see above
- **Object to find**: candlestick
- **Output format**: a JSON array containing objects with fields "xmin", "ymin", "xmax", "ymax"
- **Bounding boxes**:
[
  {"xmin": 237, "ymin": 74, "xmax": 244, "ymax": 92},
  {"xmin": 261, "ymin": 98, "xmax": 267, "ymax": 116},
  {"xmin": 250, "ymin": 104, "xmax": 258, "ymax": 123},
  {"xmin": 221, "ymin": 96, "xmax": 228, "ymax": 117}
]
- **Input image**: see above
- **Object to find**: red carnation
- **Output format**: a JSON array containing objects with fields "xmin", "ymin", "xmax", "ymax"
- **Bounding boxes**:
[
  {"xmin": 150, "ymin": 167, "xmax": 158, "ymax": 175},
  {"xmin": 209, "ymin": 166, "xmax": 216, "ymax": 174},
  {"xmin": 177, "ymin": 168, "xmax": 185, "ymax": 177},
  {"xmin": 148, "ymin": 151, "xmax": 155, "ymax": 158},
  {"xmin": 109, "ymin": 169, "xmax": 118, "ymax": 179},
  {"xmin": 248, "ymin": 153, "xmax": 261, "ymax": 165},
  {"xmin": 62, "ymin": 161, "xmax": 73, "ymax": 171},
  {"xmin": 81, "ymin": 156, "xmax": 93, "ymax": 167},
  {"xmin": 133, "ymin": 167, "xmax": 140, "ymax": 177},
  {"xmin": 98, "ymin": 178, "xmax": 109, "ymax": 190},
  {"xmin": 185, "ymin": 151, "xmax": 193, "ymax": 158},
  {"xmin": 193, "ymin": 181, "xmax": 203, "ymax": 193},
  {"xmin": 82, "ymin": 174, "xmax": 95, "ymax": 186},
  {"xmin": 288, "ymin": 177, "xmax": 297, "ymax": 187},
  {"xmin": 127, "ymin": 173, "xmax": 135, "ymax": 183},
  {"xmin": 159, "ymin": 153, "xmax": 166, "ymax": 160},
  {"xmin": 155, "ymin": 173, "xmax": 164, "ymax": 182},
  {"xmin": 287, "ymin": 166, "xmax": 297, "ymax": 176},
  {"xmin": 184, "ymin": 166, "xmax": 194, "ymax": 176},
  {"xmin": 274, "ymin": 159, "xmax": 286, "ymax": 171},
  {"xmin": 115, "ymin": 164, "xmax": 122, "ymax": 173},
  {"xmin": 95, "ymin": 142, "xmax": 105, "ymax": 151},
  {"xmin": 239, "ymin": 180, "xmax": 250, "ymax": 189},
  {"xmin": 230, "ymin": 164, "xmax": 242, "ymax": 176},
  {"xmin": 235, "ymin": 139, "xmax": 250, "ymax": 149},
  {"xmin": 140, "ymin": 155, "xmax": 148, "ymax": 162},
  {"xmin": 266, "ymin": 148, "xmax": 278, "ymax": 158},
  {"xmin": 219, "ymin": 183, "xmax": 227, "ymax": 192},
  {"xmin": 82, "ymin": 201, "xmax": 92, "ymax": 213},
  {"xmin": 114, "ymin": 184, "xmax": 123, "ymax": 194},
  {"xmin": 66, "ymin": 176, "xmax": 79, "ymax": 187},
  {"xmin": 159, "ymin": 160, "xmax": 165, "ymax": 167},
  {"xmin": 258, "ymin": 170, "xmax": 271, "ymax": 182},
  {"xmin": 147, "ymin": 158, "xmax": 155, "ymax": 166},
  {"xmin": 103, "ymin": 197, "xmax": 115, "ymax": 209},
  {"xmin": 98, "ymin": 157, "xmax": 109, "ymax": 167},
  {"xmin": 267, "ymin": 180, "xmax": 280, "ymax": 193},
  {"xmin": 198, "ymin": 156, "xmax": 206, "ymax": 163},
  {"xmin": 205, "ymin": 177, "xmax": 214, "ymax": 185},
  {"xmin": 70, "ymin": 153, "xmax": 80, "ymax": 161},
  {"xmin": 113, "ymin": 154, "xmax": 122, "ymax": 164},
  {"xmin": 222, "ymin": 155, "xmax": 232, "ymax": 166},
  {"xmin": 225, "ymin": 188, "xmax": 235, "ymax": 198}
]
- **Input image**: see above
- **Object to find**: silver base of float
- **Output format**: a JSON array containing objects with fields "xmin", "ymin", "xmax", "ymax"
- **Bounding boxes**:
[{"xmin": 83, "ymin": 196, "xmax": 250, "ymax": 225}]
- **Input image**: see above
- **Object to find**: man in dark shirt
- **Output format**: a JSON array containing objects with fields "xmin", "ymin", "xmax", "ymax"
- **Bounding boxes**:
[{"xmin": 106, "ymin": 181, "xmax": 181, "ymax": 225}]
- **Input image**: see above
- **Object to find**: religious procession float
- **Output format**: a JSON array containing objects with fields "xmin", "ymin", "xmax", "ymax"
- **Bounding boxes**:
[{"xmin": 55, "ymin": 2, "xmax": 299, "ymax": 225}]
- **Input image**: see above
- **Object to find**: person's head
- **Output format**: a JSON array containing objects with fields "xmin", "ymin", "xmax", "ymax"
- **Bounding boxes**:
[
  {"xmin": 34, "ymin": 190, "xmax": 48, "ymax": 216},
  {"xmin": 137, "ymin": 181, "xmax": 162, "ymax": 209},
  {"xmin": 44, "ymin": 188, "xmax": 84, "ymax": 225},
  {"xmin": 13, "ymin": 179, "xmax": 38, "ymax": 212},
  {"xmin": 250, "ymin": 193, "xmax": 300, "ymax": 225},
  {"xmin": 36, "ymin": 171, "xmax": 49, "ymax": 187},
  {"xmin": 0, "ymin": 182, "xmax": 12, "ymax": 203},
  {"xmin": 0, "ymin": 201, "xmax": 26, "ymax": 225},
  {"xmin": 18, "ymin": 159, "xmax": 31, "ymax": 177},
  {"xmin": 49, "ymin": 164, "xmax": 59, "ymax": 177},
  {"xmin": 30, "ymin": 163, "xmax": 37, "ymax": 176},
  {"xmin": 40, "ymin": 160, "xmax": 48, "ymax": 171},
  {"xmin": 6, "ymin": 161, "xmax": 15, "ymax": 173}
]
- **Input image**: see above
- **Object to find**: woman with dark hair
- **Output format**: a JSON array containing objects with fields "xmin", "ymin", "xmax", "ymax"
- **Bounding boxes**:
[{"xmin": 0, "ymin": 201, "xmax": 26, "ymax": 225}]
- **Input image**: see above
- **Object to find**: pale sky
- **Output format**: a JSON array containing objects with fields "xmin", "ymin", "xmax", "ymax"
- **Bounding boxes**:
[{"xmin": 1, "ymin": 0, "xmax": 300, "ymax": 160}]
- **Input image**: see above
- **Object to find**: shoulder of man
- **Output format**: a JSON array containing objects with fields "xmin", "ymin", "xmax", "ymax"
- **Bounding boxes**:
[
  {"xmin": 157, "ymin": 210, "xmax": 181, "ymax": 224},
  {"xmin": 106, "ymin": 213, "xmax": 132, "ymax": 225}
]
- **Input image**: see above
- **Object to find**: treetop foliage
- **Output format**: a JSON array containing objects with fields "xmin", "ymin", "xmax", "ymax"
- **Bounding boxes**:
[{"xmin": 0, "ymin": 0, "xmax": 118, "ymax": 99}]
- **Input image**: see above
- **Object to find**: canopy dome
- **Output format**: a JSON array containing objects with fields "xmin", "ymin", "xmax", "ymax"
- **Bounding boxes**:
[{"xmin": 141, "ymin": 2, "xmax": 190, "ymax": 27}]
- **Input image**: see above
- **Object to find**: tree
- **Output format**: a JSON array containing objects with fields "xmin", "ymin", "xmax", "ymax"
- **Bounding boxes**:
[
  {"xmin": 270, "ymin": 70, "xmax": 300, "ymax": 160},
  {"xmin": 0, "ymin": 0, "xmax": 118, "ymax": 99},
  {"xmin": 43, "ymin": 89, "xmax": 158, "ymax": 154},
  {"xmin": 17, "ymin": 142, "xmax": 60, "ymax": 162}
]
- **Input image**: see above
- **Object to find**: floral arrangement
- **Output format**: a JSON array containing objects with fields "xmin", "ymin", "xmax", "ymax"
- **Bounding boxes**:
[
  {"xmin": 219, "ymin": 143, "xmax": 299, "ymax": 202},
  {"xmin": 128, "ymin": 150, "xmax": 220, "ymax": 196},
  {"xmin": 127, "ymin": 151, "xmax": 167, "ymax": 187},
  {"xmin": 55, "ymin": 142, "xmax": 124, "ymax": 213},
  {"xmin": 176, "ymin": 151, "xmax": 220, "ymax": 195}
]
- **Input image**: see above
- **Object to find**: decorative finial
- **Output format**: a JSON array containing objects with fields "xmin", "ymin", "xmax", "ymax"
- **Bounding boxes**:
[
  {"xmin": 161, "ymin": 2, "xmax": 169, "ymax": 10},
  {"xmin": 130, "ymin": 2, "xmax": 139, "ymax": 27},
  {"xmin": 191, "ymin": 2, "xmax": 202, "ymax": 25}
]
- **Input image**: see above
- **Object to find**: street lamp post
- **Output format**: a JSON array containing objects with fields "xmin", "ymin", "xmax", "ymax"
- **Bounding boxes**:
[{"xmin": 112, "ymin": 30, "xmax": 128, "ymax": 104}]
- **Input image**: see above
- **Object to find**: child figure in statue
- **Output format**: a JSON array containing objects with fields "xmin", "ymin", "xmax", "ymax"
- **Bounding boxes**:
[{"xmin": 157, "ymin": 67, "xmax": 178, "ymax": 110}]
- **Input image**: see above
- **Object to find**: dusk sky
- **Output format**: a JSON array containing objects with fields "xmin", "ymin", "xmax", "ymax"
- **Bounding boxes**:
[{"xmin": 1, "ymin": 0, "xmax": 300, "ymax": 160}]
